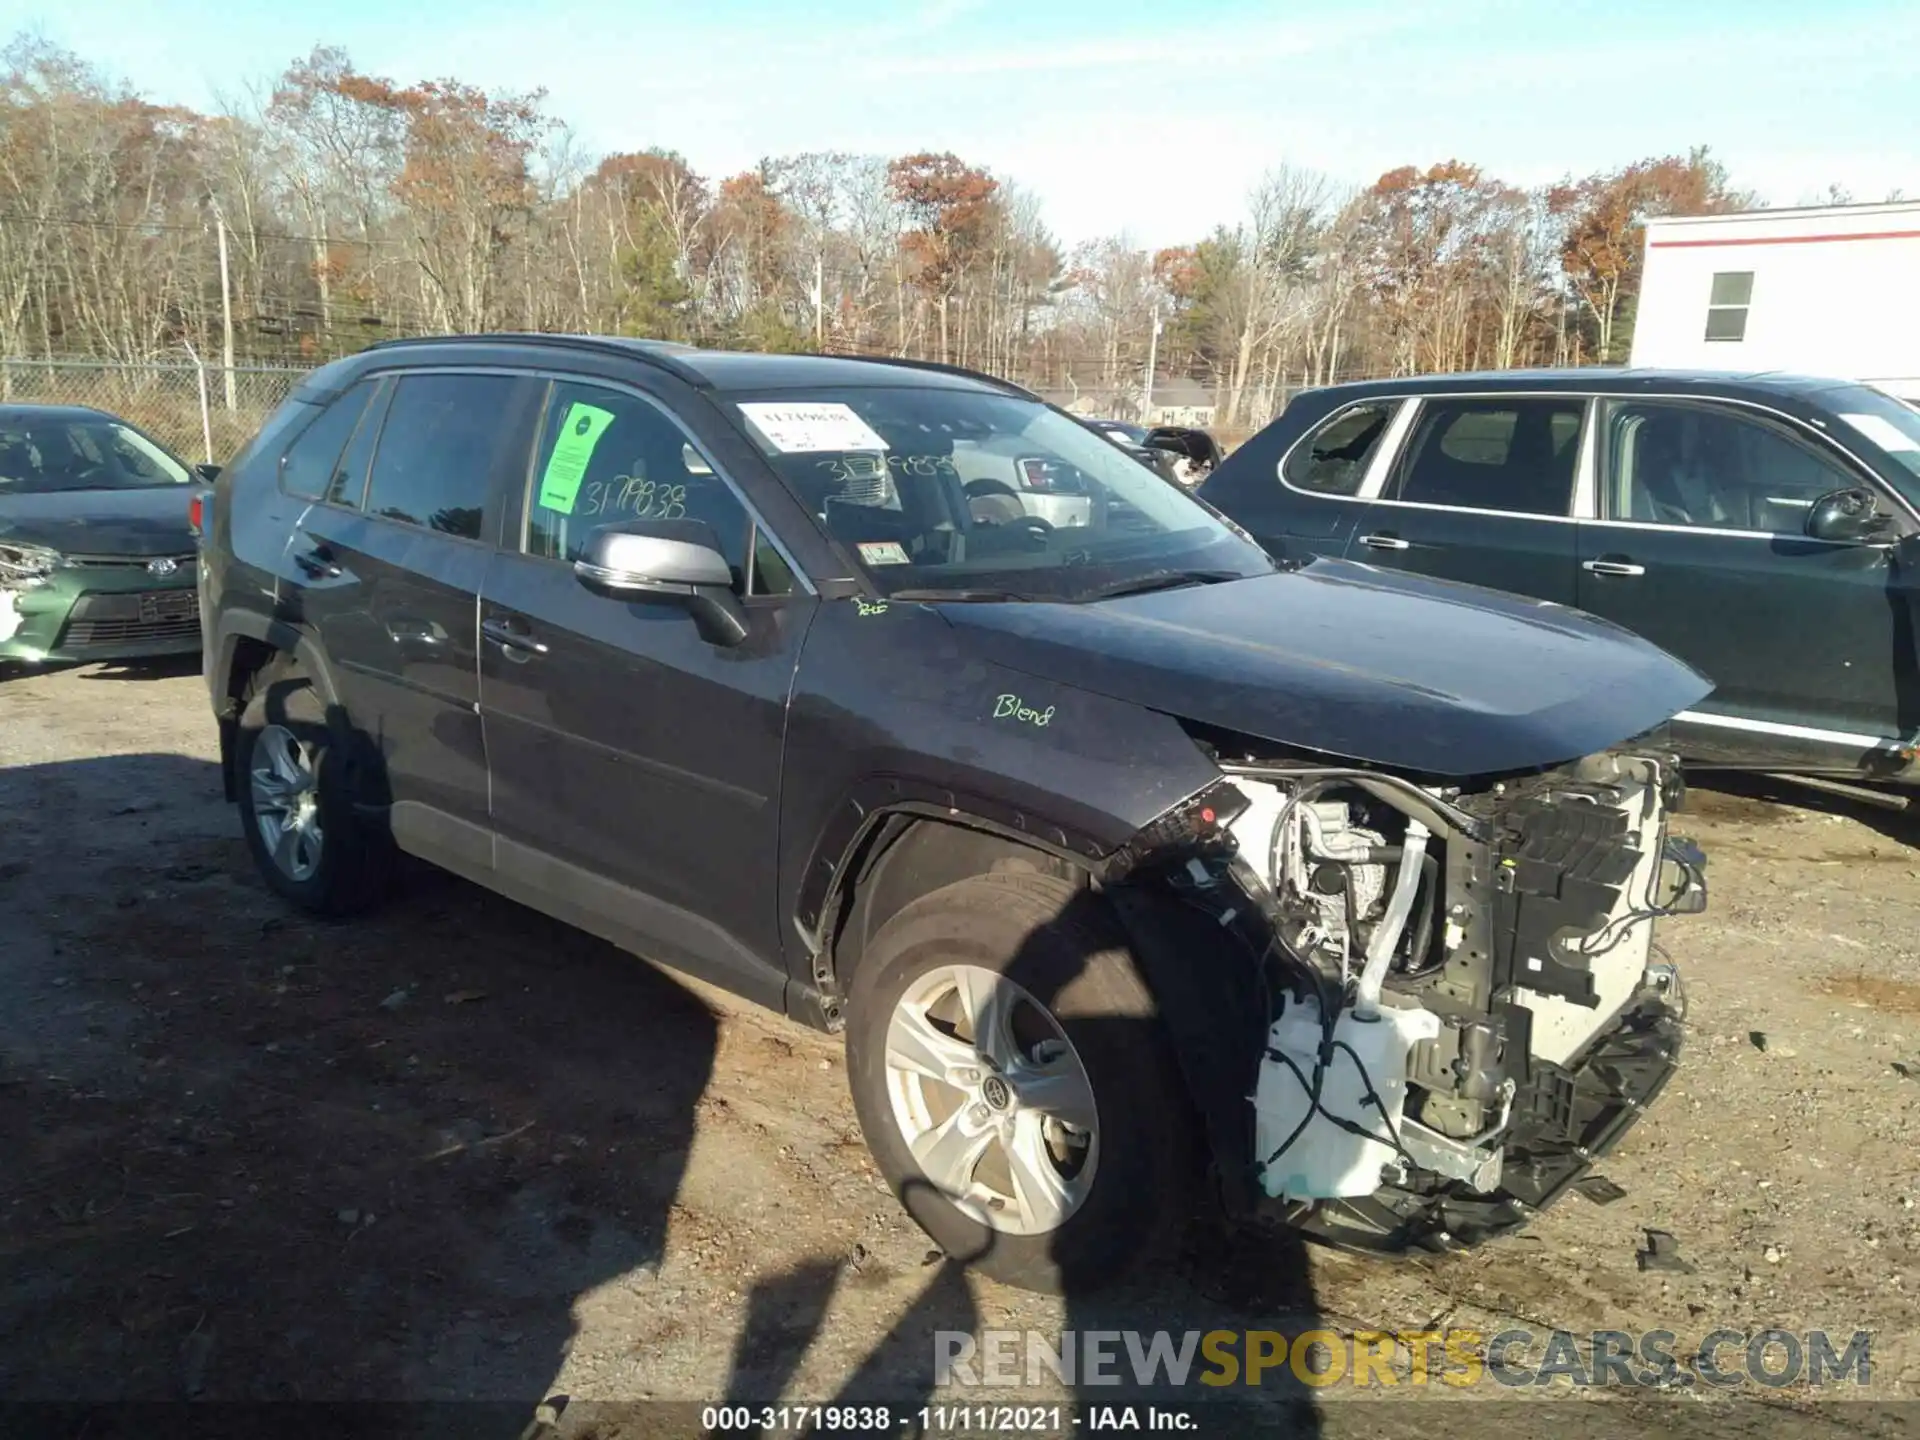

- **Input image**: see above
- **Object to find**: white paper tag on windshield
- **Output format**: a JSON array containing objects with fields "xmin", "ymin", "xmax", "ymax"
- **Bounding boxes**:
[
  {"xmin": 739, "ymin": 402, "xmax": 889, "ymax": 455},
  {"xmin": 857, "ymin": 541, "xmax": 911, "ymax": 566},
  {"xmin": 1840, "ymin": 412, "xmax": 1920, "ymax": 453}
]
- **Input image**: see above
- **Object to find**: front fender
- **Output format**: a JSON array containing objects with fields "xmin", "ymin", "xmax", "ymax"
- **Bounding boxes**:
[
  {"xmin": 794, "ymin": 779, "xmax": 1116, "ymax": 951},
  {"xmin": 777, "ymin": 597, "xmax": 1225, "ymax": 981}
]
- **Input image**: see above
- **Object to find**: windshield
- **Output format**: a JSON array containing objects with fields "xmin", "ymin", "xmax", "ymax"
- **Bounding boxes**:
[
  {"xmin": 0, "ymin": 416, "xmax": 192, "ymax": 494},
  {"xmin": 727, "ymin": 386, "xmax": 1269, "ymax": 600},
  {"xmin": 1831, "ymin": 387, "xmax": 1920, "ymax": 505}
]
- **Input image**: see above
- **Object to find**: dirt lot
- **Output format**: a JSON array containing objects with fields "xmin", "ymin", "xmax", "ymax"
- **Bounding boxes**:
[{"xmin": 2, "ymin": 660, "xmax": 1917, "ymax": 1436}]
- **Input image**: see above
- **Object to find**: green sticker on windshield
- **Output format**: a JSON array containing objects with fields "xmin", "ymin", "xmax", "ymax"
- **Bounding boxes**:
[{"xmin": 537, "ymin": 402, "xmax": 617, "ymax": 513}]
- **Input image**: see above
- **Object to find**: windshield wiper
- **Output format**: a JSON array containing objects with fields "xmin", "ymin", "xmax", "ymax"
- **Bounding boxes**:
[
  {"xmin": 887, "ymin": 587, "xmax": 1034, "ymax": 603},
  {"xmin": 1074, "ymin": 568, "xmax": 1244, "ymax": 602}
]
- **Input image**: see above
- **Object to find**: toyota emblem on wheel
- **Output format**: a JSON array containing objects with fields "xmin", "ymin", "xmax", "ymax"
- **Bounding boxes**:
[{"xmin": 146, "ymin": 557, "xmax": 179, "ymax": 577}]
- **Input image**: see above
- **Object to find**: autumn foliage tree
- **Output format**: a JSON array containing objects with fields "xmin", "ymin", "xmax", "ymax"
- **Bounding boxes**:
[
  {"xmin": 0, "ymin": 27, "xmax": 1817, "ymax": 441},
  {"xmin": 887, "ymin": 151, "xmax": 999, "ymax": 363},
  {"xmin": 1349, "ymin": 160, "xmax": 1516, "ymax": 373},
  {"xmin": 1552, "ymin": 147, "xmax": 1750, "ymax": 361},
  {"xmin": 388, "ymin": 80, "xmax": 550, "ymax": 332},
  {"xmin": 707, "ymin": 169, "xmax": 806, "ymax": 351}
]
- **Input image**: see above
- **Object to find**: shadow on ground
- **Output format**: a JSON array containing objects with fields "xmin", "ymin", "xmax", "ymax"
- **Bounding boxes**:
[
  {"xmin": 702, "ymin": 887, "xmax": 1327, "ymax": 1438},
  {"xmin": 1688, "ymin": 769, "xmax": 1920, "ymax": 847},
  {"xmin": 0, "ymin": 751, "xmax": 715, "ymax": 1436},
  {"xmin": 0, "ymin": 654, "xmax": 204, "ymax": 685},
  {"xmin": 0, "ymin": 748, "xmax": 1331, "ymax": 1437}
]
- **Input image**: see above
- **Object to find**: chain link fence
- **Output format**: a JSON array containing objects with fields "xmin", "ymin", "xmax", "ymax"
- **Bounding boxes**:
[
  {"xmin": 0, "ymin": 357, "xmax": 311, "ymax": 464},
  {"xmin": 0, "ymin": 353, "xmax": 1378, "ymax": 464}
]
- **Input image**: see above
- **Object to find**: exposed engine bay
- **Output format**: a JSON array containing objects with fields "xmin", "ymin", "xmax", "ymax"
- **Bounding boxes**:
[{"xmin": 1155, "ymin": 746, "xmax": 1706, "ymax": 1252}]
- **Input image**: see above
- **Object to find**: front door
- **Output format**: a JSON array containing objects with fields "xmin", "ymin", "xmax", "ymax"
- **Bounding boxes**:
[
  {"xmin": 477, "ymin": 377, "xmax": 818, "ymax": 1008},
  {"xmin": 290, "ymin": 369, "xmax": 545, "ymax": 833},
  {"xmin": 1341, "ymin": 394, "xmax": 1587, "ymax": 605},
  {"xmin": 1575, "ymin": 397, "xmax": 1919, "ymax": 769}
]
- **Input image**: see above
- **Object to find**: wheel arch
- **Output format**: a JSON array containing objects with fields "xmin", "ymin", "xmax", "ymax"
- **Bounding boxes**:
[
  {"xmin": 812, "ymin": 801, "xmax": 1266, "ymax": 1217},
  {"xmin": 212, "ymin": 615, "xmax": 343, "ymax": 803},
  {"xmin": 815, "ymin": 807, "xmax": 1092, "ymax": 1023}
]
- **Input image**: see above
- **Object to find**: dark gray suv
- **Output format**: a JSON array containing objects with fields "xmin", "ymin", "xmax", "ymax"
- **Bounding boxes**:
[{"xmin": 200, "ymin": 335, "xmax": 1709, "ymax": 1291}]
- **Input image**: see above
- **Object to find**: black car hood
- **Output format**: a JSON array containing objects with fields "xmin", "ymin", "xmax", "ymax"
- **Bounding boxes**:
[
  {"xmin": 935, "ymin": 558, "xmax": 1712, "ymax": 777},
  {"xmin": 0, "ymin": 486, "xmax": 196, "ymax": 557}
]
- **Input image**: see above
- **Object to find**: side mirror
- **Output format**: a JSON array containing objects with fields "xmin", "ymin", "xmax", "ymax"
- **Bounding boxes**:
[
  {"xmin": 1805, "ymin": 487, "xmax": 1896, "ymax": 545},
  {"xmin": 193, "ymin": 462, "xmax": 222, "ymax": 483},
  {"xmin": 573, "ymin": 518, "xmax": 748, "ymax": 647}
]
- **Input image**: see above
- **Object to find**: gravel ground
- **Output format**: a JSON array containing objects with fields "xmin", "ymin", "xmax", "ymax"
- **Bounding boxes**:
[{"xmin": 1, "ymin": 659, "xmax": 1916, "ymax": 1437}]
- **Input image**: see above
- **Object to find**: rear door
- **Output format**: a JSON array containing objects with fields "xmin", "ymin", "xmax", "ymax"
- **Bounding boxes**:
[
  {"xmin": 476, "ymin": 376, "xmax": 817, "ymax": 1009},
  {"xmin": 1201, "ymin": 397, "xmax": 1405, "ymax": 562},
  {"xmin": 290, "ymin": 369, "xmax": 545, "ymax": 838},
  {"xmin": 1342, "ymin": 395, "xmax": 1587, "ymax": 604},
  {"xmin": 1575, "ymin": 397, "xmax": 1917, "ymax": 767}
]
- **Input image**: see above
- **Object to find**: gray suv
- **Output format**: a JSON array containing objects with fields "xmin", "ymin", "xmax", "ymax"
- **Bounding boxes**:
[{"xmin": 199, "ymin": 335, "xmax": 1708, "ymax": 1291}]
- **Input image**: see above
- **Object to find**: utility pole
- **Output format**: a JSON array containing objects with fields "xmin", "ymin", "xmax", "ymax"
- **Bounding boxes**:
[
  {"xmin": 813, "ymin": 252, "xmax": 824, "ymax": 350},
  {"xmin": 1141, "ymin": 300, "xmax": 1161, "ymax": 421},
  {"xmin": 180, "ymin": 338, "xmax": 214, "ymax": 463},
  {"xmin": 210, "ymin": 199, "xmax": 236, "ymax": 411}
]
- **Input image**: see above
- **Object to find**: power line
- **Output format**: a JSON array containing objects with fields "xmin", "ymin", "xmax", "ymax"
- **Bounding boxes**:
[{"xmin": 0, "ymin": 210, "xmax": 418, "ymax": 249}]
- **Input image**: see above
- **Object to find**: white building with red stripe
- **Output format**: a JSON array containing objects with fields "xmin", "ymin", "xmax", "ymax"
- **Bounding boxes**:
[{"xmin": 1630, "ymin": 200, "xmax": 1920, "ymax": 402}]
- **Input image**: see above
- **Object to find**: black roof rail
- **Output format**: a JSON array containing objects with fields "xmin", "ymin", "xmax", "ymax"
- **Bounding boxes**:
[
  {"xmin": 360, "ymin": 332, "xmax": 711, "ymax": 387},
  {"xmin": 812, "ymin": 352, "xmax": 1041, "ymax": 401},
  {"xmin": 354, "ymin": 334, "xmax": 1042, "ymax": 399}
]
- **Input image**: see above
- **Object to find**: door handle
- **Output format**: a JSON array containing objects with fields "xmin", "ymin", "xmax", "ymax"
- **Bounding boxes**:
[
  {"xmin": 1359, "ymin": 532, "xmax": 1410, "ymax": 552},
  {"xmin": 481, "ymin": 616, "xmax": 548, "ymax": 656},
  {"xmin": 1582, "ymin": 559, "xmax": 1647, "ymax": 577},
  {"xmin": 294, "ymin": 545, "xmax": 342, "ymax": 580},
  {"xmin": 387, "ymin": 618, "xmax": 447, "ymax": 650}
]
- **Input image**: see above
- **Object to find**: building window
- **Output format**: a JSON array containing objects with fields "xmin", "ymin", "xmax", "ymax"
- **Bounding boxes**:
[{"xmin": 1704, "ymin": 271, "xmax": 1753, "ymax": 342}]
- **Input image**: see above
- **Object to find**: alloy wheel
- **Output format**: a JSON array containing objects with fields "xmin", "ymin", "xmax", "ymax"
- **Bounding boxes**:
[
  {"xmin": 883, "ymin": 963, "xmax": 1099, "ymax": 1236},
  {"xmin": 249, "ymin": 723, "xmax": 324, "ymax": 883}
]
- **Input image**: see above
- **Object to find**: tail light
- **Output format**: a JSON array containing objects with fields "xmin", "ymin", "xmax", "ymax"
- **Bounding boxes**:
[
  {"xmin": 1017, "ymin": 457, "xmax": 1055, "ymax": 491},
  {"xmin": 188, "ymin": 492, "xmax": 205, "ymax": 535}
]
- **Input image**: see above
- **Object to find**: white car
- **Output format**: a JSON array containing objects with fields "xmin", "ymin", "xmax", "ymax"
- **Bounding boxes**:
[{"xmin": 951, "ymin": 434, "xmax": 1095, "ymax": 529}]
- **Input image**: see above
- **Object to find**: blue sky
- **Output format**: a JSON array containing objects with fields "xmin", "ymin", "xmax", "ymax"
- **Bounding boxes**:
[{"xmin": 10, "ymin": 0, "xmax": 1917, "ymax": 247}]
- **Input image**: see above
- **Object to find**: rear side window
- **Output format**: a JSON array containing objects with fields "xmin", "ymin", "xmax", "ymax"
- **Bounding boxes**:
[
  {"xmin": 279, "ymin": 382, "xmax": 375, "ymax": 500},
  {"xmin": 1283, "ymin": 402, "xmax": 1396, "ymax": 496},
  {"xmin": 323, "ymin": 382, "xmax": 388, "ymax": 508},
  {"xmin": 1391, "ymin": 397, "xmax": 1585, "ymax": 517},
  {"xmin": 364, "ymin": 373, "xmax": 543, "ymax": 541}
]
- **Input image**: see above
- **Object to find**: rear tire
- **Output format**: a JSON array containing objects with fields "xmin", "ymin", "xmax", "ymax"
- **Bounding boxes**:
[
  {"xmin": 235, "ymin": 661, "xmax": 390, "ymax": 917},
  {"xmin": 844, "ymin": 872, "xmax": 1198, "ymax": 1294}
]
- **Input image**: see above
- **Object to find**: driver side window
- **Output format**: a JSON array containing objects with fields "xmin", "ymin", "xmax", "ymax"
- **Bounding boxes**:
[
  {"xmin": 525, "ymin": 381, "xmax": 793, "ymax": 595},
  {"xmin": 1603, "ymin": 401, "xmax": 1860, "ymax": 534}
]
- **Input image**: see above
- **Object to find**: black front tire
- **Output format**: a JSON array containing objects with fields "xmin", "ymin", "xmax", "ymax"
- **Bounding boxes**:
[
  {"xmin": 234, "ymin": 662, "xmax": 390, "ymax": 917},
  {"xmin": 844, "ymin": 872, "xmax": 1198, "ymax": 1294}
]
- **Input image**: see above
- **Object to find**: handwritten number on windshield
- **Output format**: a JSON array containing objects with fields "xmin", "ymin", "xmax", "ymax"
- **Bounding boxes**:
[
  {"xmin": 814, "ymin": 455, "xmax": 957, "ymax": 484},
  {"xmin": 577, "ymin": 476, "xmax": 687, "ymax": 520}
]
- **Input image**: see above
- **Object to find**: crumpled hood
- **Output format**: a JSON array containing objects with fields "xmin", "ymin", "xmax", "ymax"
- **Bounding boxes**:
[
  {"xmin": 934, "ymin": 558, "xmax": 1713, "ymax": 778},
  {"xmin": 0, "ymin": 486, "xmax": 197, "ymax": 557}
]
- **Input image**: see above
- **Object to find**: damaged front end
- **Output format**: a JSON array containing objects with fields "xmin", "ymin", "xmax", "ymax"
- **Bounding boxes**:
[
  {"xmin": 1109, "ymin": 741, "xmax": 1705, "ymax": 1254},
  {"xmin": 0, "ymin": 541, "xmax": 61, "ymax": 652}
]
